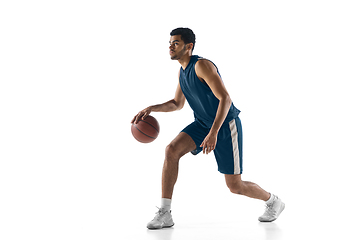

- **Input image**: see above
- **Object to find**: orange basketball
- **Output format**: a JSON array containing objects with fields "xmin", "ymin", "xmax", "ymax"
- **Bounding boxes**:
[{"xmin": 131, "ymin": 115, "xmax": 160, "ymax": 143}]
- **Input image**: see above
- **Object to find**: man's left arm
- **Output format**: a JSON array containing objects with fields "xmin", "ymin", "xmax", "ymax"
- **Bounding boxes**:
[{"xmin": 195, "ymin": 60, "xmax": 232, "ymax": 154}]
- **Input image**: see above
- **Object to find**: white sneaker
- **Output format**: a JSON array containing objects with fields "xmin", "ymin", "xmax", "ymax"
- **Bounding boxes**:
[
  {"xmin": 147, "ymin": 208, "xmax": 175, "ymax": 229},
  {"xmin": 258, "ymin": 195, "xmax": 285, "ymax": 222}
]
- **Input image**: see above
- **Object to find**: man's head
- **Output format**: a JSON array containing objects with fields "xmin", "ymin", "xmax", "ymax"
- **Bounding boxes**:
[{"xmin": 169, "ymin": 28, "xmax": 196, "ymax": 60}]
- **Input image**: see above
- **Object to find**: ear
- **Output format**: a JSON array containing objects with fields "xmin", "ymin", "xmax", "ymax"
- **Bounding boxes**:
[{"xmin": 187, "ymin": 43, "xmax": 194, "ymax": 51}]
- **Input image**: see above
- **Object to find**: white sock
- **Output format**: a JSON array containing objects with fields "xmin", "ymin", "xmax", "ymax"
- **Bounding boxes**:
[
  {"xmin": 161, "ymin": 198, "xmax": 172, "ymax": 211},
  {"xmin": 265, "ymin": 193, "xmax": 275, "ymax": 205}
]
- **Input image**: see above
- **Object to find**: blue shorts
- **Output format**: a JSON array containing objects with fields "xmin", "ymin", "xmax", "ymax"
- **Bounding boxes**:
[{"xmin": 181, "ymin": 117, "xmax": 243, "ymax": 175}]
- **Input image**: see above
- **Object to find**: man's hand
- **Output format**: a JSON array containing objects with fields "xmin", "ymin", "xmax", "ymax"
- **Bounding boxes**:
[
  {"xmin": 131, "ymin": 107, "xmax": 152, "ymax": 124},
  {"xmin": 200, "ymin": 131, "xmax": 218, "ymax": 154}
]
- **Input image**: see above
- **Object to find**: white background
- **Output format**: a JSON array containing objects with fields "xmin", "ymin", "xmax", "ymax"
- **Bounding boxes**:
[{"xmin": 1, "ymin": 0, "xmax": 359, "ymax": 239}]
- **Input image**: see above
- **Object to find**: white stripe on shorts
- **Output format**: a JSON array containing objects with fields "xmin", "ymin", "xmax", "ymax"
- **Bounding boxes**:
[{"xmin": 229, "ymin": 119, "xmax": 240, "ymax": 174}]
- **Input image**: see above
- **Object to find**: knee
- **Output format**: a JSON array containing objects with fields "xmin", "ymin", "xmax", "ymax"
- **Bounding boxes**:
[
  {"xmin": 226, "ymin": 180, "xmax": 245, "ymax": 195},
  {"xmin": 165, "ymin": 143, "xmax": 180, "ymax": 162}
]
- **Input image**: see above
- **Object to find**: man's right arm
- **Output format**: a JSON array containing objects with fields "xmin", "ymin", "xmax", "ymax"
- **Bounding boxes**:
[
  {"xmin": 149, "ymin": 83, "xmax": 185, "ymax": 112},
  {"xmin": 131, "ymin": 79, "xmax": 185, "ymax": 124}
]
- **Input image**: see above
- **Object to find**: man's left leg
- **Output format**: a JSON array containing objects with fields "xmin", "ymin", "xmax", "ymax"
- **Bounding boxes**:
[
  {"xmin": 225, "ymin": 174, "xmax": 270, "ymax": 201},
  {"xmin": 225, "ymin": 174, "xmax": 285, "ymax": 222}
]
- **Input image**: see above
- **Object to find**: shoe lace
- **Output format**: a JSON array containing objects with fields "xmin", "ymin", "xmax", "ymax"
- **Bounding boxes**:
[
  {"xmin": 265, "ymin": 203, "xmax": 276, "ymax": 217},
  {"xmin": 152, "ymin": 207, "xmax": 166, "ymax": 220}
]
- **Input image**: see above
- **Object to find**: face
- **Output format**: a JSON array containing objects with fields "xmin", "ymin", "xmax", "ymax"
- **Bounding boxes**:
[{"xmin": 169, "ymin": 35, "xmax": 189, "ymax": 60}]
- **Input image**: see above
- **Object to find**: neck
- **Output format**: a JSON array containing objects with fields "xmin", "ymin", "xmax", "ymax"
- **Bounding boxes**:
[{"xmin": 178, "ymin": 54, "xmax": 192, "ymax": 70}]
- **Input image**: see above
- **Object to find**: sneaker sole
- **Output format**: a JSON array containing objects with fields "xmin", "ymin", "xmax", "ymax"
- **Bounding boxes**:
[{"xmin": 147, "ymin": 223, "xmax": 174, "ymax": 230}]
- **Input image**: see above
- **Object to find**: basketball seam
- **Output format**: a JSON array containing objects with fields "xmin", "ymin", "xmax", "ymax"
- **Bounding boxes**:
[
  {"xmin": 132, "ymin": 124, "xmax": 156, "ymax": 139},
  {"xmin": 139, "ymin": 120, "xmax": 159, "ymax": 133},
  {"xmin": 133, "ymin": 134, "xmax": 149, "ymax": 143}
]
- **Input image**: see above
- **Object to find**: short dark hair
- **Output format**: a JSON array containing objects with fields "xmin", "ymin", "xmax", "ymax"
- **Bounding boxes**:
[{"xmin": 170, "ymin": 27, "xmax": 196, "ymax": 52}]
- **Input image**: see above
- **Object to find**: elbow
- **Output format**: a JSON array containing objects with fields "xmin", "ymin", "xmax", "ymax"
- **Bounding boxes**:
[
  {"xmin": 226, "ymin": 95, "xmax": 232, "ymax": 104},
  {"xmin": 220, "ymin": 94, "xmax": 232, "ymax": 105},
  {"xmin": 176, "ymin": 100, "xmax": 185, "ymax": 111},
  {"xmin": 172, "ymin": 99, "xmax": 185, "ymax": 111}
]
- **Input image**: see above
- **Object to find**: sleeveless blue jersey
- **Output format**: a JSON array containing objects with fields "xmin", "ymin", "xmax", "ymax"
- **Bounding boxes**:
[{"xmin": 179, "ymin": 55, "xmax": 240, "ymax": 128}]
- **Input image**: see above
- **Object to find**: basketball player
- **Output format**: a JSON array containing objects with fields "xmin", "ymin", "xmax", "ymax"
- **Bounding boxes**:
[{"xmin": 131, "ymin": 28, "xmax": 285, "ymax": 229}]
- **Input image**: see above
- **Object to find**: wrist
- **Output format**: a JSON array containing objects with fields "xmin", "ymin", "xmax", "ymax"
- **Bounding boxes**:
[
  {"xmin": 209, "ymin": 128, "xmax": 219, "ymax": 136},
  {"xmin": 147, "ymin": 105, "xmax": 155, "ymax": 112}
]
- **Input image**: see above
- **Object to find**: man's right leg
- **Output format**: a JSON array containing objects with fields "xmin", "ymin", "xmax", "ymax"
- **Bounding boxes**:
[
  {"xmin": 147, "ymin": 132, "xmax": 196, "ymax": 230},
  {"xmin": 162, "ymin": 132, "xmax": 197, "ymax": 199}
]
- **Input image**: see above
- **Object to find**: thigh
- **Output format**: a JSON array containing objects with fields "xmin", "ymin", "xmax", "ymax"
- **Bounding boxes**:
[
  {"xmin": 168, "ymin": 132, "xmax": 197, "ymax": 158},
  {"xmin": 225, "ymin": 173, "xmax": 242, "ymax": 187},
  {"xmin": 181, "ymin": 120, "xmax": 210, "ymax": 155}
]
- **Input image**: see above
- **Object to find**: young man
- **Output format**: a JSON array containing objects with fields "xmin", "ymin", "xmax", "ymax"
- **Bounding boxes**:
[{"xmin": 131, "ymin": 28, "xmax": 285, "ymax": 229}]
